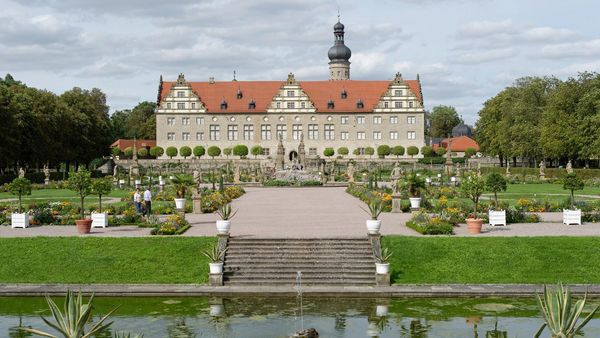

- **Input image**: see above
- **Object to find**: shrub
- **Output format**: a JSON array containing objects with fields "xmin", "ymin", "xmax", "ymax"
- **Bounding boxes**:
[
  {"xmin": 67, "ymin": 170, "xmax": 93, "ymax": 220},
  {"xmin": 563, "ymin": 173, "xmax": 584, "ymax": 208},
  {"xmin": 338, "ymin": 147, "xmax": 349, "ymax": 157},
  {"xmin": 180, "ymin": 146, "xmax": 192, "ymax": 159},
  {"xmin": 166, "ymin": 146, "xmax": 178, "ymax": 159},
  {"xmin": 233, "ymin": 145, "xmax": 249, "ymax": 158},
  {"xmin": 407, "ymin": 146, "xmax": 419, "ymax": 157},
  {"xmin": 111, "ymin": 147, "xmax": 120, "ymax": 157},
  {"xmin": 124, "ymin": 147, "xmax": 134, "ymax": 158},
  {"xmin": 460, "ymin": 173, "xmax": 487, "ymax": 215},
  {"xmin": 353, "ymin": 148, "xmax": 361, "ymax": 156},
  {"xmin": 406, "ymin": 211, "xmax": 454, "ymax": 235},
  {"xmin": 149, "ymin": 146, "xmax": 164, "ymax": 158},
  {"xmin": 251, "ymin": 145, "xmax": 263, "ymax": 158},
  {"xmin": 377, "ymin": 145, "xmax": 391, "ymax": 158},
  {"xmin": 365, "ymin": 147, "xmax": 375, "ymax": 158},
  {"xmin": 8, "ymin": 177, "xmax": 32, "ymax": 213},
  {"xmin": 137, "ymin": 148, "xmax": 148, "ymax": 157},
  {"xmin": 323, "ymin": 147, "xmax": 335, "ymax": 157},
  {"xmin": 208, "ymin": 146, "xmax": 221, "ymax": 158},
  {"xmin": 193, "ymin": 145, "xmax": 205, "ymax": 158},
  {"xmin": 391, "ymin": 145, "xmax": 405, "ymax": 157},
  {"xmin": 435, "ymin": 147, "xmax": 447, "ymax": 156},
  {"xmin": 418, "ymin": 157, "xmax": 466, "ymax": 165},
  {"xmin": 485, "ymin": 172, "xmax": 507, "ymax": 208},
  {"xmin": 420, "ymin": 146, "xmax": 433, "ymax": 157},
  {"xmin": 223, "ymin": 147, "xmax": 232, "ymax": 157},
  {"xmin": 91, "ymin": 178, "xmax": 113, "ymax": 213},
  {"xmin": 464, "ymin": 147, "xmax": 477, "ymax": 158}
]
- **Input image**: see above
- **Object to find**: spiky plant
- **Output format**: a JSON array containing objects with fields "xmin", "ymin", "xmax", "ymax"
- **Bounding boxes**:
[
  {"xmin": 114, "ymin": 333, "xmax": 144, "ymax": 338},
  {"xmin": 20, "ymin": 290, "xmax": 117, "ymax": 338},
  {"xmin": 361, "ymin": 199, "xmax": 384, "ymax": 220},
  {"xmin": 534, "ymin": 283, "xmax": 599, "ymax": 338},
  {"xmin": 216, "ymin": 203, "xmax": 237, "ymax": 220},
  {"xmin": 201, "ymin": 244, "xmax": 227, "ymax": 263},
  {"xmin": 373, "ymin": 247, "xmax": 393, "ymax": 264}
]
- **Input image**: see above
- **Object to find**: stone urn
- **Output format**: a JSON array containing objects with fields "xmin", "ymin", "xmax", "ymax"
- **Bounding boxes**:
[
  {"xmin": 466, "ymin": 218, "xmax": 483, "ymax": 234},
  {"xmin": 75, "ymin": 219, "xmax": 93, "ymax": 234},
  {"xmin": 366, "ymin": 219, "xmax": 381, "ymax": 234}
]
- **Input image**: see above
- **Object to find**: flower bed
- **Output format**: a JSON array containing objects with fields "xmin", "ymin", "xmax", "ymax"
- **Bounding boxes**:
[
  {"xmin": 150, "ymin": 214, "xmax": 191, "ymax": 235},
  {"xmin": 346, "ymin": 183, "xmax": 393, "ymax": 212},
  {"xmin": 406, "ymin": 211, "xmax": 454, "ymax": 235}
]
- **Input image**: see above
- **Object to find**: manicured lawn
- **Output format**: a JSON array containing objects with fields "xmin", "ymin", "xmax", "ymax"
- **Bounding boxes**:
[
  {"xmin": 383, "ymin": 236, "xmax": 600, "ymax": 284},
  {"xmin": 485, "ymin": 183, "xmax": 600, "ymax": 203},
  {"xmin": 0, "ymin": 188, "xmax": 130, "ymax": 207},
  {"xmin": 0, "ymin": 237, "xmax": 215, "ymax": 284}
]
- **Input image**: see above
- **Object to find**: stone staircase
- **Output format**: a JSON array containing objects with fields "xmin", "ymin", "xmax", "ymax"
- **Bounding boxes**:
[{"xmin": 223, "ymin": 237, "xmax": 376, "ymax": 286}]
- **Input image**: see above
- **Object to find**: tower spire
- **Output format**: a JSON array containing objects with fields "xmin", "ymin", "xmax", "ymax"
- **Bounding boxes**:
[{"xmin": 327, "ymin": 17, "xmax": 351, "ymax": 80}]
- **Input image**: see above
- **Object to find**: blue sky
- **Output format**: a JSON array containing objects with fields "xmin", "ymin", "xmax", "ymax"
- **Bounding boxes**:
[{"xmin": 0, "ymin": 0, "xmax": 598, "ymax": 124}]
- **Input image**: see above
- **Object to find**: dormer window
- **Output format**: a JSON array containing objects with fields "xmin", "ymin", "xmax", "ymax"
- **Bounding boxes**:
[
  {"xmin": 236, "ymin": 89, "xmax": 243, "ymax": 99},
  {"xmin": 327, "ymin": 99, "xmax": 334, "ymax": 109},
  {"xmin": 340, "ymin": 90, "xmax": 348, "ymax": 99},
  {"xmin": 248, "ymin": 100, "xmax": 256, "ymax": 109},
  {"xmin": 177, "ymin": 91, "xmax": 185, "ymax": 98},
  {"xmin": 220, "ymin": 100, "xmax": 228, "ymax": 110},
  {"xmin": 356, "ymin": 99, "xmax": 364, "ymax": 109}
]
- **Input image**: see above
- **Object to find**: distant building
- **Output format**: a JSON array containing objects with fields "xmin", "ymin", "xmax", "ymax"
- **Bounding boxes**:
[
  {"xmin": 451, "ymin": 122, "xmax": 474, "ymax": 138},
  {"xmin": 433, "ymin": 135, "xmax": 479, "ymax": 157},
  {"xmin": 155, "ymin": 19, "xmax": 426, "ymax": 161},
  {"xmin": 111, "ymin": 139, "xmax": 156, "ymax": 152}
]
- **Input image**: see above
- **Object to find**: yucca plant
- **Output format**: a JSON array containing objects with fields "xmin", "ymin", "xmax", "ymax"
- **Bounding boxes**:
[
  {"xmin": 373, "ymin": 247, "xmax": 393, "ymax": 264},
  {"xmin": 534, "ymin": 283, "xmax": 599, "ymax": 338},
  {"xmin": 201, "ymin": 244, "xmax": 227, "ymax": 263},
  {"xmin": 361, "ymin": 199, "xmax": 384, "ymax": 220},
  {"xmin": 114, "ymin": 333, "xmax": 144, "ymax": 338},
  {"xmin": 20, "ymin": 290, "xmax": 117, "ymax": 338},
  {"xmin": 170, "ymin": 174, "xmax": 195, "ymax": 199},
  {"xmin": 216, "ymin": 203, "xmax": 238, "ymax": 220}
]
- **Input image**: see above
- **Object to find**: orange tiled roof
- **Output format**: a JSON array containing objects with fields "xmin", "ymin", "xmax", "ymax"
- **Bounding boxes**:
[
  {"xmin": 111, "ymin": 139, "xmax": 156, "ymax": 151},
  {"xmin": 433, "ymin": 136, "xmax": 479, "ymax": 152},
  {"xmin": 160, "ymin": 79, "xmax": 422, "ymax": 113}
]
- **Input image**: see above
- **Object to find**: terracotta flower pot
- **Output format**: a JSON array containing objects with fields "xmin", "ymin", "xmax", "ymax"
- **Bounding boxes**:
[
  {"xmin": 466, "ymin": 218, "xmax": 483, "ymax": 234},
  {"xmin": 75, "ymin": 219, "xmax": 93, "ymax": 234}
]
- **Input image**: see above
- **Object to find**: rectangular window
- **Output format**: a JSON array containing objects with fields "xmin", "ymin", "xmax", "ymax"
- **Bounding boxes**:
[
  {"xmin": 276, "ymin": 124, "xmax": 287, "ymax": 140},
  {"xmin": 384, "ymin": 102, "xmax": 389, "ymax": 108},
  {"xmin": 191, "ymin": 102, "xmax": 196, "ymax": 109},
  {"xmin": 228, "ymin": 125, "xmax": 238, "ymax": 141},
  {"xmin": 390, "ymin": 131, "xmax": 398, "ymax": 140},
  {"xmin": 340, "ymin": 116, "xmax": 349, "ymax": 124},
  {"xmin": 196, "ymin": 117, "xmax": 204, "ymax": 125},
  {"xmin": 243, "ymin": 124, "xmax": 254, "ymax": 141},
  {"xmin": 357, "ymin": 131, "xmax": 366, "ymax": 140},
  {"xmin": 182, "ymin": 132, "xmax": 190, "ymax": 141},
  {"xmin": 373, "ymin": 116, "xmax": 382, "ymax": 124},
  {"xmin": 182, "ymin": 117, "xmax": 190, "ymax": 125},
  {"xmin": 357, "ymin": 116, "xmax": 365, "ymax": 124},
  {"xmin": 390, "ymin": 116, "xmax": 398, "ymax": 124},
  {"xmin": 167, "ymin": 103, "xmax": 171, "ymax": 109},
  {"xmin": 287, "ymin": 91, "xmax": 295, "ymax": 97},
  {"xmin": 292, "ymin": 124, "xmax": 302, "ymax": 140},
  {"xmin": 407, "ymin": 131, "xmax": 416, "ymax": 140},
  {"xmin": 286, "ymin": 102, "xmax": 295, "ymax": 109},
  {"xmin": 261, "ymin": 124, "xmax": 271, "ymax": 141},
  {"xmin": 309, "ymin": 148, "xmax": 317, "ymax": 156},
  {"xmin": 340, "ymin": 131, "xmax": 349, "ymax": 140},
  {"xmin": 407, "ymin": 116, "xmax": 416, "ymax": 124},
  {"xmin": 324, "ymin": 124, "xmax": 334, "ymax": 140},
  {"xmin": 177, "ymin": 102, "xmax": 185, "ymax": 109},
  {"xmin": 395, "ymin": 101, "xmax": 401, "ymax": 108},
  {"xmin": 276, "ymin": 102, "xmax": 281, "ymax": 109},
  {"xmin": 394, "ymin": 90, "xmax": 402, "ymax": 96},
  {"xmin": 209, "ymin": 125, "xmax": 220, "ymax": 141},
  {"xmin": 167, "ymin": 132, "xmax": 175, "ymax": 141},
  {"xmin": 196, "ymin": 132, "xmax": 204, "ymax": 141},
  {"xmin": 357, "ymin": 147, "xmax": 365, "ymax": 155},
  {"xmin": 308, "ymin": 124, "xmax": 318, "ymax": 140},
  {"xmin": 262, "ymin": 148, "xmax": 270, "ymax": 156},
  {"xmin": 301, "ymin": 102, "xmax": 306, "ymax": 109},
  {"xmin": 177, "ymin": 91, "xmax": 185, "ymax": 98},
  {"xmin": 373, "ymin": 131, "xmax": 381, "ymax": 140},
  {"xmin": 409, "ymin": 101, "xmax": 414, "ymax": 108},
  {"xmin": 167, "ymin": 117, "xmax": 175, "ymax": 126}
]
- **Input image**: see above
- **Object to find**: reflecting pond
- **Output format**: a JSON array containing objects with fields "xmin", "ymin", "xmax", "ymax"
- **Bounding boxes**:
[{"xmin": 1, "ymin": 296, "xmax": 599, "ymax": 337}]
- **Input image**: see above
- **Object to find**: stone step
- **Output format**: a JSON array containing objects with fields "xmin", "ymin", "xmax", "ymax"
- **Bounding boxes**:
[
  {"xmin": 226, "ymin": 245, "xmax": 373, "ymax": 251},
  {"xmin": 224, "ymin": 265, "xmax": 375, "ymax": 271},
  {"xmin": 223, "ymin": 279, "xmax": 375, "ymax": 286},
  {"xmin": 224, "ymin": 272, "xmax": 375, "ymax": 279},
  {"xmin": 225, "ymin": 253, "xmax": 373, "ymax": 259},
  {"xmin": 224, "ymin": 259, "xmax": 375, "ymax": 265}
]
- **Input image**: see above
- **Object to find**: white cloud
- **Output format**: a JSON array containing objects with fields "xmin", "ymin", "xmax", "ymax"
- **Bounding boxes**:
[
  {"xmin": 352, "ymin": 52, "xmax": 387, "ymax": 74},
  {"xmin": 460, "ymin": 19, "xmax": 517, "ymax": 38},
  {"xmin": 456, "ymin": 47, "xmax": 516, "ymax": 64},
  {"xmin": 541, "ymin": 39, "xmax": 600, "ymax": 59}
]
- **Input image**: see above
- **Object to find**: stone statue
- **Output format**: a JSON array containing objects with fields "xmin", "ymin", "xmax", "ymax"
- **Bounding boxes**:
[
  {"xmin": 347, "ymin": 162, "xmax": 355, "ymax": 183},
  {"xmin": 113, "ymin": 165, "xmax": 119, "ymax": 178},
  {"xmin": 43, "ymin": 165, "xmax": 50, "ymax": 180},
  {"xmin": 390, "ymin": 162, "xmax": 402, "ymax": 180},
  {"xmin": 477, "ymin": 162, "xmax": 482, "ymax": 177},
  {"xmin": 233, "ymin": 164, "xmax": 241, "ymax": 184},
  {"xmin": 18, "ymin": 167, "xmax": 25, "ymax": 178},
  {"xmin": 506, "ymin": 162, "xmax": 510, "ymax": 175},
  {"xmin": 192, "ymin": 169, "xmax": 201, "ymax": 183},
  {"xmin": 539, "ymin": 161, "xmax": 546, "ymax": 176},
  {"xmin": 455, "ymin": 162, "xmax": 461, "ymax": 176},
  {"xmin": 566, "ymin": 160, "xmax": 573, "ymax": 174}
]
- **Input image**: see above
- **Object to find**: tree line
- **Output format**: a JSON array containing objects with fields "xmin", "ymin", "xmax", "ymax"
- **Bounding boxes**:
[{"xmin": 476, "ymin": 73, "xmax": 600, "ymax": 167}]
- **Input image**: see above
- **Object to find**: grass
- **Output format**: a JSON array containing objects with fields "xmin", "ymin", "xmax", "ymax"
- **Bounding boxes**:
[
  {"xmin": 383, "ymin": 236, "xmax": 600, "ymax": 284},
  {"xmin": 487, "ymin": 183, "xmax": 600, "ymax": 203},
  {"xmin": 0, "ymin": 188, "xmax": 131, "ymax": 207},
  {"xmin": 0, "ymin": 237, "xmax": 215, "ymax": 284}
]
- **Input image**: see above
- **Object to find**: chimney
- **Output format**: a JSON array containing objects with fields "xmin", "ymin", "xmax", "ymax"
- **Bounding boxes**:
[{"xmin": 209, "ymin": 77, "xmax": 215, "ymax": 84}]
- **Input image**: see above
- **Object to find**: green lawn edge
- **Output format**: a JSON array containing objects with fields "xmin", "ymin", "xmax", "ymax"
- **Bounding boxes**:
[
  {"xmin": 0, "ymin": 237, "xmax": 216, "ymax": 284},
  {"xmin": 383, "ymin": 236, "xmax": 600, "ymax": 284}
]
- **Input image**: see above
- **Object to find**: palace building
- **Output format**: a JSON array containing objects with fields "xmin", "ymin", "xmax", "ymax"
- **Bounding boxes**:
[{"xmin": 155, "ymin": 19, "xmax": 426, "ymax": 160}]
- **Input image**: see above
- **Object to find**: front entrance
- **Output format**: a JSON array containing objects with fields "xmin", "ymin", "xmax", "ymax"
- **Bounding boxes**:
[{"xmin": 289, "ymin": 151, "xmax": 298, "ymax": 162}]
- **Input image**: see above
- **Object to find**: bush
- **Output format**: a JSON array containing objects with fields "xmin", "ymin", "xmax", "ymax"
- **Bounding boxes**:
[
  {"xmin": 233, "ymin": 145, "xmax": 249, "ymax": 158},
  {"xmin": 193, "ymin": 146, "xmax": 205, "ymax": 158},
  {"xmin": 406, "ymin": 211, "xmax": 454, "ymax": 235},
  {"xmin": 353, "ymin": 148, "xmax": 361, "ymax": 156},
  {"xmin": 365, "ymin": 147, "xmax": 375, "ymax": 157},
  {"xmin": 407, "ymin": 146, "xmax": 419, "ymax": 157},
  {"xmin": 421, "ymin": 146, "xmax": 433, "ymax": 157},
  {"xmin": 137, "ymin": 148, "xmax": 148, "ymax": 157},
  {"xmin": 223, "ymin": 148, "xmax": 232, "ymax": 157},
  {"xmin": 111, "ymin": 147, "xmax": 120, "ymax": 157},
  {"xmin": 435, "ymin": 147, "xmax": 447, "ymax": 156},
  {"xmin": 338, "ymin": 147, "xmax": 349, "ymax": 157},
  {"xmin": 464, "ymin": 147, "xmax": 477, "ymax": 158},
  {"xmin": 391, "ymin": 145, "xmax": 405, "ymax": 157},
  {"xmin": 208, "ymin": 146, "xmax": 221, "ymax": 158},
  {"xmin": 149, "ymin": 146, "xmax": 164, "ymax": 158},
  {"xmin": 418, "ymin": 157, "xmax": 466, "ymax": 164},
  {"xmin": 563, "ymin": 173, "xmax": 584, "ymax": 208},
  {"xmin": 180, "ymin": 146, "xmax": 192, "ymax": 159},
  {"xmin": 166, "ymin": 146, "xmax": 178, "ymax": 159},
  {"xmin": 251, "ymin": 145, "xmax": 263, "ymax": 158},
  {"xmin": 377, "ymin": 145, "xmax": 391, "ymax": 158},
  {"xmin": 323, "ymin": 147, "xmax": 335, "ymax": 157},
  {"xmin": 124, "ymin": 147, "xmax": 133, "ymax": 158}
]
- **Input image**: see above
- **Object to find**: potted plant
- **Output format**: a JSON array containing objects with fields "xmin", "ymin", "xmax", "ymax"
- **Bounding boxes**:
[
  {"xmin": 374, "ymin": 247, "xmax": 392, "ymax": 274},
  {"xmin": 485, "ymin": 172, "xmax": 507, "ymax": 226},
  {"xmin": 202, "ymin": 244, "xmax": 227, "ymax": 274},
  {"xmin": 91, "ymin": 178, "xmax": 113, "ymax": 228},
  {"xmin": 362, "ymin": 199, "xmax": 384, "ymax": 234},
  {"xmin": 216, "ymin": 203, "xmax": 237, "ymax": 234},
  {"xmin": 171, "ymin": 174, "xmax": 195, "ymax": 210},
  {"xmin": 8, "ymin": 177, "xmax": 32, "ymax": 228},
  {"xmin": 405, "ymin": 172, "xmax": 426, "ymax": 209},
  {"xmin": 459, "ymin": 173, "xmax": 486, "ymax": 234},
  {"xmin": 562, "ymin": 173, "xmax": 584, "ymax": 225},
  {"xmin": 67, "ymin": 170, "xmax": 94, "ymax": 234}
]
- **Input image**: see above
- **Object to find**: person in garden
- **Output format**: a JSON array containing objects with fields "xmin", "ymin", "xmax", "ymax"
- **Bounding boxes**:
[
  {"xmin": 143, "ymin": 186, "xmax": 152, "ymax": 216},
  {"xmin": 133, "ymin": 188, "xmax": 142, "ymax": 214}
]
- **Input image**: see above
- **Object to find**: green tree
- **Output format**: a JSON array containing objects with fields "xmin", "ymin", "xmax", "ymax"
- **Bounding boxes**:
[
  {"xmin": 137, "ymin": 148, "xmax": 148, "ymax": 157},
  {"xmin": 406, "ymin": 146, "xmax": 419, "ymax": 158},
  {"xmin": 459, "ymin": 173, "xmax": 487, "ymax": 215},
  {"xmin": 352, "ymin": 148, "xmax": 361, "ymax": 156},
  {"xmin": 149, "ymin": 146, "xmax": 164, "ymax": 158},
  {"xmin": 124, "ymin": 147, "xmax": 133, "ymax": 158},
  {"xmin": 91, "ymin": 178, "xmax": 113, "ymax": 213},
  {"xmin": 377, "ymin": 145, "xmax": 391, "ymax": 158},
  {"xmin": 223, "ymin": 148, "xmax": 232, "ymax": 158},
  {"xmin": 563, "ymin": 173, "xmax": 584, "ymax": 208},
  {"xmin": 430, "ymin": 105, "xmax": 462, "ymax": 138},
  {"xmin": 420, "ymin": 146, "xmax": 433, "ymax": 157},
  {"xmin": 391, "ymin": 145, "xmax": 405, "ymax": 157},
  {"xmin": 323, "ymin": 147, "xmax": 335, "ymax": 157},
  {"xmin": 365, "ymin": 147, "xmax": 375, "ymax": 158},
  {"xmin": 464, "ymin": 147, "xmax": 477, "ymax": 158},
  {"xmin": 166, "ymin": 146, "xmax": 178, "ymax": 159},
  {"xmin": 8, "ymin": 177, "xmax": 32, "ymax": 213},
  {"xmin": 180, "ymin": 146, "xmax": 192, "ymax": 159},
  {"xmin": 208, "ymin": 146, "xmax": 221, "ymax": 158},
  {"xmin": 193, "ymin": 146, "xmax": 205, "ymax": 158},
  {"xmin": 233, "ymin": 145, "xmax": 248, "ymax": 158},
  {"xmin": 251, "ymin": 145, "xmax": 263, "ymax": 158},
  {"xmin": 111, "ymin": 147, "xmax": 120, "ymax": 157},
  {"xmin": 67, "ymin": 170, "xmax": 93, "ymax": 220},
  {"xmin": 337, "ymin": 147, "xmax": 349, "ymax": 157},
  {"xmin": 435, "ymin": 147, "xmax": 447, "ymax": 156},
  {"xmin": 485, "ymin": 172, "xmax": 507, "ymax": 208}
]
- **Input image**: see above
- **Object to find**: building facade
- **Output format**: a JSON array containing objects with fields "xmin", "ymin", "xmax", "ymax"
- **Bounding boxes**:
[{"xmin": 155, "ymin": 20, "xmax": 426, "ymax": 160}]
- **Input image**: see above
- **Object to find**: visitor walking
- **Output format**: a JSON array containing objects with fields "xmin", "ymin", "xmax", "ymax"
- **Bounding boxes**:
[
  {"xmin": 143, "ymin": 187, "xmax": 152, "ymax": 216},
  {"xmin": 133, "ymin": 188, "xmax": 142, "ymax": 214}
]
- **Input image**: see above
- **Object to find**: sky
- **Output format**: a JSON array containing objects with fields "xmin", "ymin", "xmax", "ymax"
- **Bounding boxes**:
[{"xmin": 1, "ymin": 0, "xmax": 598, "ymax": 124}]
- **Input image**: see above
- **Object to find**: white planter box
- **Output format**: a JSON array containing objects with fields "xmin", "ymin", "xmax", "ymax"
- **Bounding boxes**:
[
  {"xmin": 376, "ymin": 305, "xmax": 389, "ymax": 317},
  {"xmin": 375, "ymin": 263, "xmax": 390, "ymax": 274},
  {"xmin": 209, "ymin": 262, "xmax": 223, "ymax": 274},
  {"xmin": 366, "ymin": 219, "xmax": 381, "ymax": 234},
  {"xmin": 11, "ymin": 213, "xmax": 29, "ymax": 228},
  {"xmin": 174, "ymin": 198, "xmax": 186, "ymax": 210},
  {"xmin": 489, "ymin": 210, "xmax": 506, "ymax": 226},
  {"xmin": 409, "ymin": 197, "xmax": 421, "ymax": 209},
  {"xmin": 216, "ymin": 220, "xmax": 231, "ymax": 234},
  {"xmin": 563, "ymin": 209, "xmax": 581, "ymax": 225},
  {"xmin": 91, "ymin": 212, "xmax": 108, "ymax": 228}
]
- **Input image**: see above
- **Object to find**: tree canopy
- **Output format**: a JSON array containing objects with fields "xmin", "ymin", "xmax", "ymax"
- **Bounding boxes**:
[{"xmin": 430, "ymin": 105, "xmax": 462, "ymax": 138}]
